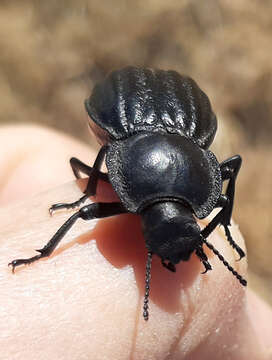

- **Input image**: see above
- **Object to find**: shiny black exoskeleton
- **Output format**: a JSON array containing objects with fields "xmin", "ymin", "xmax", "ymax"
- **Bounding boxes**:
[{"xmin": 9, "ymin": 67, "xmax": 246, "ymax": 320}]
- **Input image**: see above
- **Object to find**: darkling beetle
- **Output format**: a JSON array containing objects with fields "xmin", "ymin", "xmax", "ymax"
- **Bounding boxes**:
[{"xmin": 9, "ymin": 66, "xmax": 246, "ymax": 320}]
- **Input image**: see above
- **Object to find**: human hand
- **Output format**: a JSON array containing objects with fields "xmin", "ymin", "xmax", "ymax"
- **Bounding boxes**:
[{"xmin": 1, "ymin": 125, "xmax": 271, "ymax": 359}]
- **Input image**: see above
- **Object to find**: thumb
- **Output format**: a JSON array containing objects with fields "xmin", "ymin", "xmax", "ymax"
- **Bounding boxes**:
[{"xmin": 1, "ymin": 124, "xmax": 271, "ymax": 359}]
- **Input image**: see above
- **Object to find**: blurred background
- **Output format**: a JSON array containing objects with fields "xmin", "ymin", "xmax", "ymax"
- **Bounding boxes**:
[{"xmin": 0, "ymin": 0, "xmax": 271, "ymax": 304}]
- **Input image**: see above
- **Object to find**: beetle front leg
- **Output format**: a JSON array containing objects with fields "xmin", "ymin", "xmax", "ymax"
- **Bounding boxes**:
[
  {"xmin": 9, "ymin": 202, "xmax": 127, "ymax": 272},
  {"xmin": 49, "ymin": 146, "xmax": 109, "ymax": 214},
  {"xmin": 220, "ymin": 155, "xmax": 245, "ymax": 259},
  {"xmin": 161, "ymin": 259, "xmax": 176, "ymax": 272},
  {"xmin": 219, "ymin": 155, "xmax": 242, "ymax": 226},
  {"xmin": 202, "ymin": 195, "xmax": 245, "ymax": 260},
  {"xmin": 195, "ymin": 245, "xmax": 212, "ymax": 274}
]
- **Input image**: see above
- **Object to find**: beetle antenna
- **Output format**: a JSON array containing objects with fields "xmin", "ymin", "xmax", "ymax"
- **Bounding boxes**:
[
  {"xmin": 201, "ymin": 237, "xmax": 247, "ymax": 286},
  {"xmin": 143, "ymin": 252, "xmax": 153, "ymax": 321}
]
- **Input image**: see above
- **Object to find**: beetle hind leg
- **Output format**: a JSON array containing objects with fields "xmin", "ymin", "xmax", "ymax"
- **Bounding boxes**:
[{"xmin": 50, "ymin": 147, "xmax": 110, "ymax": 215}]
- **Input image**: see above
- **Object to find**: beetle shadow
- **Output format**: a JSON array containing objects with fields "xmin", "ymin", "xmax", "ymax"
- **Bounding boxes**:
[
  {"xmin": 67, "ymin": 179, "xmax": 205, "ymax": 315},
  {"xmin": 77, "ymin": 213, "xmax": 202, "ymax": 316}
]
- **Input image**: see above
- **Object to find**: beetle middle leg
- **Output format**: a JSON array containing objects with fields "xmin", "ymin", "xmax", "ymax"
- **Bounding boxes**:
[
  {"xmin": 9, "ymin": 202, "xmax": 127, "ymax": 272},
  {"xmin": 202, "ymin": 155, "xmax": 245, "ymax": 260},
  {"xmin": 50, "ymin": 146, "xmax": 109, "ymax": 214},
  {"xmin": 195, "ymin": 244, "xmax": 212, "ymax": 274}
]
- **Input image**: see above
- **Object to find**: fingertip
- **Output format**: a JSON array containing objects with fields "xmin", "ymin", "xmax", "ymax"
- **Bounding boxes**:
[
  {"xmin": 247, "ymin": 289, "xmax": 272, "ymax": 352},
  {"xmin": 161, "ymin": 222, "xmax": 251, "ymax": 359},
  {"xmin": 0, "ymin": 124, "xmax": 94, "ymax": 205}
]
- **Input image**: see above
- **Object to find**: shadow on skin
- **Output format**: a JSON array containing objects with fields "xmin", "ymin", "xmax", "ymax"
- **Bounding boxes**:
[
  {"xmin": 58, "ymin": 178, "xmax": 213, "ymax": 316},
  {"xmin": 80, "ymin": 214, "xmax": 203, "ymax": 315},
  {"xmin": 12, "ymin": 178, "xmax": 212, "ymax": 317},
  {"xmin": 73, "ymin": 179, "xmax": 207, "ymax": 316}
]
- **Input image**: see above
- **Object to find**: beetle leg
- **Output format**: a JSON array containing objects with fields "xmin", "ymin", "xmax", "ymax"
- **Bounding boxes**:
[
  {"xmin": 70, "ymin": 157, "xmax": 109, "ymax": 182},
  {"xmin": 215, "ymin": 194, "xmax": 228, "ymax": 208},
  {"xmin": 49, "ymin": 146, "xmax": 109, "ymax": 214},
  {"xmin": 219, "ymin": 155, "xmax": 245, "ymax": 260},
  {"xmin": 9, "ymin": 202, "xmax": 127, "ymax": 272},
  {"xmin": 219, "ymin": 155, "xmax": 242, "ymax": 225},
  {"xmin": 202, "ymin": 198, "xmax": 245, "ymax": 261},
  {"xmin": 83, "ymin": 145, "xmax": 108, "ymax": 196},
  {"xmin": 201, "ymin": 236, "xmax": 247, "ymax": 286},
  {"xmin": 161, "ymin": 259, "xmax": 176, "ymax": 272},
  {"xmin": 203, "ymin": 155, "xmax": 245, "ymax": 260},
  {"xmin": 195, "ymin": 245, "xmax": 212, "ymax": 274},
  {"xmin": 49, "ymin": 194, "xmax": 89, "ymax": 215},
  {"xmin": 222, "ymin": 224, "xmax": 245, "ymax": 260}
]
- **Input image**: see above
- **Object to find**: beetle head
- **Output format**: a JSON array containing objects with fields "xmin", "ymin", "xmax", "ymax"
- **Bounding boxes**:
[{"xmin": 141, "ymin": 201, "xmax": 201, "ymax": 265}]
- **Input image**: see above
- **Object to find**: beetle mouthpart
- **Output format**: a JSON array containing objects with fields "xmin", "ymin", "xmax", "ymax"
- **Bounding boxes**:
[{"xmin": 143, "ymin": 252, "xmax": 153, "ymax": 321}]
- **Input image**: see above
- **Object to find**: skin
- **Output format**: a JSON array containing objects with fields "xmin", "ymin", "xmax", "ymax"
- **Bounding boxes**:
[{"xmin": 0, "ymin": 124, "xmax": 272, "ymax": 360}]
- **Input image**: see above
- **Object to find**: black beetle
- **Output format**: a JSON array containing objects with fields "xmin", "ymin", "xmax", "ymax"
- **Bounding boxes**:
[{"xmin": 9, "ymin": 66, "xmax": 246, "ymax": 320}]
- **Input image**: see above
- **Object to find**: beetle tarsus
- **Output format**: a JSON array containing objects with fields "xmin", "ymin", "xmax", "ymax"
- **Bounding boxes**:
[
  {"xmin": 9, "ymin": 203, "xmax": 127, "ymax": 273},
  {"xmin": 195, "ymin": 245, "xmax": 212, "ymax": 274},
  {"xmin": 8, "ymin": 254, "xmax": 42, "ymax": 273},
  {"xmin": 161, "ymin": 260, "xmax": 176, "ymax": 272},
  {"xmin": 49, "ymin": 195, "xmax": 88, "ymax": 215},
  {"xmin": 9, "ymin": 212, "xmax": 81, "ymax": 272},
  {"xmin": 201, "ymin": 237, "xmax": 247, "ymax": 286},
  {"xmin": 223, "ymin": 224, "xmax": 245, "ymax": 261}
]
